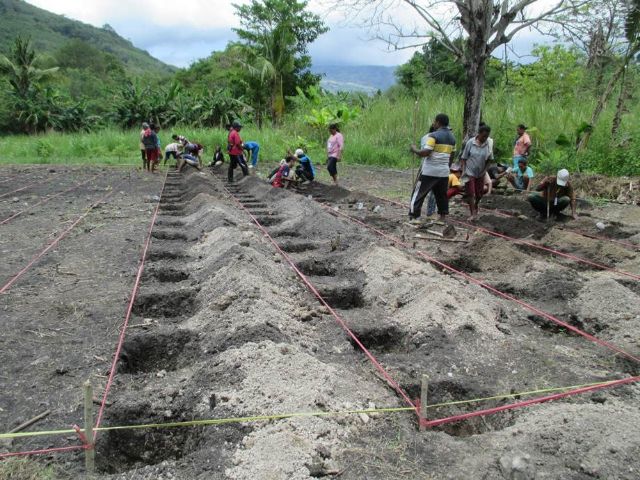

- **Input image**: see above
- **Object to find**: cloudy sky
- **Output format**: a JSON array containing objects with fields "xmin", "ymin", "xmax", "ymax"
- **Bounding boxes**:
[{"xmin": 26, "ymin": 0, "xmax": 551, "ymax": 68}]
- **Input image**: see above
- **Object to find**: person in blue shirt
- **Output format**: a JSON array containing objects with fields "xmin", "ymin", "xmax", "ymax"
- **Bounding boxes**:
[
  {"xmin": 243, "ymin": 141, "xmax": 260, "ymax": 168},
  {"xmin": 294, "ymin": 148, "xmax": 315, "ymax": 183},
  {"xmin": 507, "ymin": 158, "xmax": 534, "ymax": 192}
]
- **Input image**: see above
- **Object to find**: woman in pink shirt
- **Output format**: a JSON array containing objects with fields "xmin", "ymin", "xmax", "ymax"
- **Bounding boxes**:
[{"xmin": 326, "ymin": 124, "xmax": 344, "ymax": 185}]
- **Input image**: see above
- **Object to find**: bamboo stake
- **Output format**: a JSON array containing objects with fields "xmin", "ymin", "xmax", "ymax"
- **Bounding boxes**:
[
  {"xmin": 420, "ymin": 374, "xmax": 429, "ymax": 431},
  {"xmin": 83, "ymin": 380, "xmax": 95, "ymax": 475}
]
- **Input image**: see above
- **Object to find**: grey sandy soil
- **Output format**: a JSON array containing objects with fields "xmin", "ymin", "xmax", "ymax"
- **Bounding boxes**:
[{"xmin": 0, "ymin": 164, "xmax": 638, "ymax": 479}]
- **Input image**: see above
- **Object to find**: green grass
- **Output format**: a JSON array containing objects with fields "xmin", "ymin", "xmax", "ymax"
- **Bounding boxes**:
[
  {"xmin": 1, "ymin": 83, "xmax": 639, "ymax": 176},
  {"xmin": 0, "ymin": 458, "xmax": 62, "ymax": 480}
]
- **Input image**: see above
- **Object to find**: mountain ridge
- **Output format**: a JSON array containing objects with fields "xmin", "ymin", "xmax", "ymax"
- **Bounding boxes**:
[{"xmin": 0, "ymin": 0, "xmax": 173, "ymax": 77}]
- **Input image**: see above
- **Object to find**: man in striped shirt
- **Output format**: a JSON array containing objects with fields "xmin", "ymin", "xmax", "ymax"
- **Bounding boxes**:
[{"xmin": 409, "ymin": 113, "xmax": 456, "ymax": 222}]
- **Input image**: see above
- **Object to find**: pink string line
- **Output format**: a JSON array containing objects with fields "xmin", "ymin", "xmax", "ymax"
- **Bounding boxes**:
[
  {"xmin": 0, "ymin": 175, "xmax": 99, "ymax": 226},
  {"xmin": 449, "ymin": 218, "xmax": 640, "ymax": 281},
  {"xmin": 0, "ymin": 175, "xmax": 57, "ymax": 199},
  {"xmin": 477, "ymin": 205, "xmax": 640, "ymax": 251},
  {"xmin": 0, "ymin": 445, "xmax": 87, "ymax": 460},
  {"xmin": 423, "ymin": 376, "xmax": 640, "ymax": 428},
  {"xmin": 223, "ymin": 184, "xmax": 418, "ymax": 413},
  {"xmin": 0, "ymin": 184, "xmax": 122, "ymax": 294},
  {"xmin": 322, "ymin": 205, "xmax": 640, "ymax": 364},
  {"xmin": 93, "ymin": 170, "xmax": 169, "ymax": 436}
]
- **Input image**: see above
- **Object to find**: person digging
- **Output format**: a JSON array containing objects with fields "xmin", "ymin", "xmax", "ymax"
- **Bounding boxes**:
[{"xmin": 527, "ymin": 169, "xmax": 578, "ymax": 220}]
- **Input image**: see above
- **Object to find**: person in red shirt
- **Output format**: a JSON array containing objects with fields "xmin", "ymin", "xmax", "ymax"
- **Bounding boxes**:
[{"xmin": 227, "ymin": 121, "xmax": 248, "ymax": 182}]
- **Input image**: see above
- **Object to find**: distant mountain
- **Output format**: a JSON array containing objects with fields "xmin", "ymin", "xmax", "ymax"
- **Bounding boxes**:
[
  {"xmin": 0, "ymin": 0, "xmax": 174, "ymax": 77},
  {"xmin": 312, "ymin": 65, "xmax": 398, "ymax": 94}
]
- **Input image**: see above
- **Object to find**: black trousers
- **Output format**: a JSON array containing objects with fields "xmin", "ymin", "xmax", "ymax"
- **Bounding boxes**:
[
  {"xmin": 296, "ymin": 164, "xmax": 314, "ymax": 182},
  {"xmin": 409, "ymin": 175, "xmax": 449, "ymax": 218},
  {"xmin": 228, "ymin": 154, "xmax": 248, "ymax": 182}
]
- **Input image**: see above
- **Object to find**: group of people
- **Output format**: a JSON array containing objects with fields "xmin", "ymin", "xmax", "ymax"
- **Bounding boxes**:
[
  {"xmin": 409, "ymin": 115, "xmax": 577, "ymax": 222},
  {"xmin": 139, "ymin": 122, "xmax": 206, "ymax": 173},
  {"xmin": 137, "ymin": 116, "xmax": 576, "ymax": 221}
]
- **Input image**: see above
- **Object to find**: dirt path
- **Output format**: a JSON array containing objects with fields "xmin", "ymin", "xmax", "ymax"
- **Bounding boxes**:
[{"xmin": 1, "ymin": 165, "xmax": 638, "ymax": 479}]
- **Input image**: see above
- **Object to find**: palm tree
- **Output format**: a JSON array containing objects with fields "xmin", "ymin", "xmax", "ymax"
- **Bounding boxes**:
[
  {"xmin": 234, "ymin": 27, "xmax": 296, "ymax": 126},
  {"xmin": 0, "ymin": 36, "xmax": 58, "ymax": 99}
]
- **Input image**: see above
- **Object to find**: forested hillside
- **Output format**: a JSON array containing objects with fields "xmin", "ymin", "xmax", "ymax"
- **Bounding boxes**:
[{"xmin": 0, "ymin": 0, "xmax": 173, "ymax": 77}]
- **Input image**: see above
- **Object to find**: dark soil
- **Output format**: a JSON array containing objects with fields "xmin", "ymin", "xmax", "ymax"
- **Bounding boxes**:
[{"xmin": 1, "ymin": 164, "xmax": 638, "ymax": 480}]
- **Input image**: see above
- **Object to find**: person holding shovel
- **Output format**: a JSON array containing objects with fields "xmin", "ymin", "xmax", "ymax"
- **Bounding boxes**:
[
  {"xmin": 409, "ymin": 113, "xmax": 456, "ymax": 223},
  {"xmin": 527, "ymin": 169, "xmax": 577, "ymax": 220}
]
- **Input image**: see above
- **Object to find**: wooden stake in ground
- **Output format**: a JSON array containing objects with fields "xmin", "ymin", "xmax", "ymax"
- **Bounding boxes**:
[
  {"xmin": 420, "ymin": 374, "xmax": 429, "ymax": 431},
  {"xmin": 83, "ymin": 380, "xmax": 96, "ymax": 475},
  {"xmin": 410, "ymin": 99, "xmax": 420, "ymax": 197}
]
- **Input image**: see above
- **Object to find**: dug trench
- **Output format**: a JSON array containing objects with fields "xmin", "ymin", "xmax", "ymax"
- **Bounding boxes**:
[{"xmin": 94, "ymin": 171, "xmax": 640, "ymax": 479}]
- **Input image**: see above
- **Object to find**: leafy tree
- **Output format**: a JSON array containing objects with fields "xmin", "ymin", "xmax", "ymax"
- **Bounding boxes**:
[
  {"xmin": 0, "ymin": 36, "xmax": 58, "ymax": 99},
  {"xmin": 512, "ymin": 46, "xmax": 586, "ymax": 102},
  {"xmin": 396, "ymin": 38, "xmax": 506, "ymax": 92},
  {"xmin": 233, "ymin": 0, "xmax": 328, "ymax": 124}
]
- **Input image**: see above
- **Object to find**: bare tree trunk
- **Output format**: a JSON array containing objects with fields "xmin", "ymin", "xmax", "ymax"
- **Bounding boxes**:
[
  {"xmin": 611, "ymin": 64, "xmax": 629, "ymax": 138},
  {"xmin": 462, "ymin": 55, "xmax": 487, "ymax": 140},
  {"xmin": 577, "ymin": 59, "xmax": 627, "ymax": 151}
]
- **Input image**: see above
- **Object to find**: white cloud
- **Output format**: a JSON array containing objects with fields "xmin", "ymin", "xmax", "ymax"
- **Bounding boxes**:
[{"xmin": 25, "ymin": 0, "xmax": 554, "ymax": 68}]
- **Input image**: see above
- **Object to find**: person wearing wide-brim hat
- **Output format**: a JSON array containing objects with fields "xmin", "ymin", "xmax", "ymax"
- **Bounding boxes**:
[{"xmin": 527, "ymin": 168, "xmax": 577, "ymax": 220}]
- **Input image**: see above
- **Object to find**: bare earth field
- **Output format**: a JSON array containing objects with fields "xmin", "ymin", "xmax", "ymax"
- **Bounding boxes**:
[{"xmin": 0, "ymin": 164, "xmax": 639, "ymax": 480}]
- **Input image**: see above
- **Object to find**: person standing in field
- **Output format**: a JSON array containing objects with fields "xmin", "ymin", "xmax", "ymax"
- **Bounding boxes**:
[
  {"xmin": 327, "ymin": 124, "xmax": 344, "ymax": 185},
  {"xmin": 460, "ymin": 124, "xmax": 493, "ymax": 221},
  {"xmin": 409, "ymin": 113, "xmax": 456, "ymax": 223},
  {"xmin": 141, "ymin": 123, "xmax": 159, "ymax": 173},
  {"xmin": 140, "ymin": 122, "xmax": 149, "ymax": 170},
  {"xmin": 243, "ymin": 141, "xmax": 260, "ymax": 169},
  {"xmin": 512, "ymin": 124, "xmax": 531, "ymax": 169},
  {"xmin": 527, "ymin": 169, "xmax": 578, "ymax": 220},
  {"xmin": 227, "ymin": 121, "xmax": 248, "ymax": 182}
]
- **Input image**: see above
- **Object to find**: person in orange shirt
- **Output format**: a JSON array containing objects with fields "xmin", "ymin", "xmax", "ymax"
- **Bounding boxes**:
[{"xmin": 512, "ymin": 124, "xmax": 531, "ymax": 169}]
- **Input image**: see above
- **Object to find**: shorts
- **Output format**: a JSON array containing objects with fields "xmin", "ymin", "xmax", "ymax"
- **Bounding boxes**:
[
  {"xmin": 165, "ymin": 151, "xmax": 178, "ymax": 161},
  {"xmin": 146, "ymin": 148, "xmax": 159, "ymax": 164},
  {"xmin": 465, "ymin": 176, "xmax": 485, "ymax": 199},
  {"xmin": 327, "ymin": 157, "xmax": 338, "ymax": 176}
]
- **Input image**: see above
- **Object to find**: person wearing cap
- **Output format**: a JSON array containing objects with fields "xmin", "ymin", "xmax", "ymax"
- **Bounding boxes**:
[
  {"xmin": 507, "ymin": 157, "xmax": 534, "ymax": 192},
  {"xmin": 243, "ymin": 141, "xmax": 260, "ymax": 169},
  {"xmin": 512, "ymin": 124, "xmax": 531, "ymax": 169},
  {"xmin": 527, "ymin": 169, "xmax": 577, "ymax": 220},
  {"xmin": 294, "ymin": 148, "xmax": 315, "ymax": 183},
  {"xmin": 460, "ymin": 124, "xmax": 493, "ymax": 221},
  {"xmin": 327, "ymin": 124, "xmax": 344, "ymax": 185},
  {"xmin": 409, "ymin": 113, "xmax": 456, "ymax": 222},
  {"xmin": 139, "ymin": 122, "xmax": 149, "ymax": 170},
  {"xmin": 227, "ymin": 121, "xmax": 248, "ymax": 182}
]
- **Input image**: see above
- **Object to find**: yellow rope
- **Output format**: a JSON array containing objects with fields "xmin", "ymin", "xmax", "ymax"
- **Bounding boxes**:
[{"xmin": 0, "ymin": 379, "xmax": 622, "ymax": 440}]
